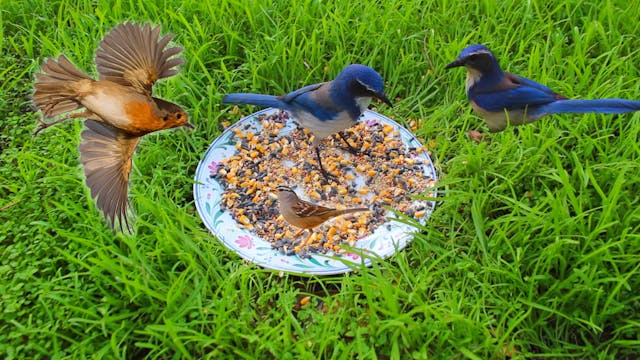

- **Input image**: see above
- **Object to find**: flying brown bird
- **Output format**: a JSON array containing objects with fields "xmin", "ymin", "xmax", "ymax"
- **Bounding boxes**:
[{"xmin": 33, "ymin": 22, "xmax": 192, "ymax": 232}]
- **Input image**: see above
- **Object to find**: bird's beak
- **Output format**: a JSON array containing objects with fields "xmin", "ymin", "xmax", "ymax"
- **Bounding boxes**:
[
  {"xmin": 377, "ymin": 93, "xmax": 393, "ymax": 108},
  {"xmin": 184, "ymin": 122, "xmax": 195, "ymax": 130},
  {"xmin": 445, "ymin": 58, "xmax": 465, "ymax": 70}
]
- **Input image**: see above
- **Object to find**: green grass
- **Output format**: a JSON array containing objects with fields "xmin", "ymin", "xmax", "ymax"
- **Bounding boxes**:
[{"xmin": 2, "ymin": 0, "xmax": 640, "ymax": 358}]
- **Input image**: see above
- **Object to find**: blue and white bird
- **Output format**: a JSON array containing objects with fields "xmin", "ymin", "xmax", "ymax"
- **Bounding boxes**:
[
  {"xmin": 223, "ymin": 64, "xmax": 392, "ymax": 178},
  {"xmin": 445, "ymin": 44, "xmax": 640, "ymax": 132}
]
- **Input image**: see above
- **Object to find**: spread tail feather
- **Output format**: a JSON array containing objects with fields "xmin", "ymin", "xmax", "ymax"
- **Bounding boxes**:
[
  {"xmin": 33, "ymin": 55, "xmax": 92, "ymax": 117},
  {"xmin": 222, "ymin": 93, "xmax": 286, "ymax": 109},
  {"xmin": 533, "ymin": 99, "xmax": 640, "ymax": 118}
]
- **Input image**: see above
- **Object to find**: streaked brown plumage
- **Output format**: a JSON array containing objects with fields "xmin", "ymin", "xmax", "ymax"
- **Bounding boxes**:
[
  {"xmin": 276, "ymin": 185, "xmax": 369, "ymax": 237},
  {"xmin": 33, "ymin": 22, "xmax": 192, "ymax": 232}
]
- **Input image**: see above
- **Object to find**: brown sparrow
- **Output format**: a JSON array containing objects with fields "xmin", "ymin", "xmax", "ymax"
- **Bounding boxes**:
[{"xmin": 276, "ymin": 185, "xmax": 369, "ymax": 237}]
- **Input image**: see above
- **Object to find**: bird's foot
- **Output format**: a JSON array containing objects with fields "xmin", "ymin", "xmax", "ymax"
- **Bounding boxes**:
[
  {"xmin": 33, "ymin": 117, "xmax": 59, "ymax": 136},
  {"xmin": 33, "ymin": 114, "xmax": 78, "ymax": 136},
  {"xmin": 336, "ymin": 132, "xmax": 361, "ymax": 155},
  {"xmin": 468, "ymin": 130, "xmax": 491, "ymax": 144},
  {"xmin": 319, "ymin": 167, "xmax": 340, "ymax": 185},
  {"xmin": 293, "ymin": 229, "xmax": 307, "ymax": 239},
  {"xmin": 336, "ymin": 132, "xmax": 373, "ymax": 157}
]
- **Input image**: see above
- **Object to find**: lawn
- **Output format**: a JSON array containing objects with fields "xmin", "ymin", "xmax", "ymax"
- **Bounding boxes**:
[{"xmin": 2, "ymin": 0, "xmax": 640, "ymax": 358}]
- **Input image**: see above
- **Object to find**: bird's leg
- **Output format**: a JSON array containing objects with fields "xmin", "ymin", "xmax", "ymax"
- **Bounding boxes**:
[
  {"xmin": 296, "ymin": 230, "xmax": 314, "ymax": 250},
  {"xmin": 336, "ymin": 131, "xmax": 371, "ymax": 157},
  {"xmin": 336, "ymin": 132, "xmax": 359, "ymax": 154},
  {"xmin": 34, "ymin": 112, "xmax": 85, "ymax": 136},
  {"xmin": 293, "ymin": 228, "xmax": 307, "ymax": 238},
  {"xmin": 315, "ymin": 146, "xmax": 339, "ymax": 183}
]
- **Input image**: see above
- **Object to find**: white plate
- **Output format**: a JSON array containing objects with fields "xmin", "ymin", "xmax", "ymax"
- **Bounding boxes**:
[{"xmin": 193, "ymin": 108, "xmax": 437, "ymax": 275}]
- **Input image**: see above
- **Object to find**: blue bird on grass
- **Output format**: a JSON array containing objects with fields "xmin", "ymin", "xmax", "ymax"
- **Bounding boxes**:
[
  {"xmin": 223, "ymin": 64, "xmax": 392, "ymax": 180},
  {"xmin": 445, "ymin": 44, "xmax": 640, "ymax": 132}
]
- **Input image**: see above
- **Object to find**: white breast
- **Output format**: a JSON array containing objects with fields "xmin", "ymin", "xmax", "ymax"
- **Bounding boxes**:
[
  {"xmin": 355, "ymin": 96, "xmax": 372, "ymax": 112},
  {"xmin": 465, "ymin": 69, "xmax": 482, "ymax": 94}
]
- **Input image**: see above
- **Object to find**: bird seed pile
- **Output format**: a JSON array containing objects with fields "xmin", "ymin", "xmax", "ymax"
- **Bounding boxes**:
[{"xmin": 212, "ymin": 110, "xmax": 436, "ymax": 257}]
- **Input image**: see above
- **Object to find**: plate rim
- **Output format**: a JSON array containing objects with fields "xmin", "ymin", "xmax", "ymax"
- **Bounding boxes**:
[{"xmin": 193, "ymin": 108, "xmax": 438, "ymax": 275}]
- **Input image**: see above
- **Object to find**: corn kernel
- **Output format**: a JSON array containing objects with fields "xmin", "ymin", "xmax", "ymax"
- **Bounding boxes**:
[
  {"xmin": 300, "ymin": 296, "xmax": 311, "ymax": 306},
  {"xmin": 327, "ymin": 226, "xmax": 337, "ymax": 240}
]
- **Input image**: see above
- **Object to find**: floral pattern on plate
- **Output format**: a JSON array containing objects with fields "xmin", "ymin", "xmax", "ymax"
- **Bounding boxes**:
[{"xmin": 193, "ymin": 108, "xmax": 438, "ymax": 275}]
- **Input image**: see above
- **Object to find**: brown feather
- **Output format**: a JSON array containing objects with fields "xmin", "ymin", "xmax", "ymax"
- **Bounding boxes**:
[
  {"xmin": 79, "ymin": 119, "xmax": 141, "ymax": 232},
  {"xmin": 277, "ymin": 186, "xmax": 369, "ymax": 229},
  {"xmin": 95, "ymin": 22, "xmax": 184, "ymax": 96},
  {"xmin": 33, "ymin": 55, "xmax": 92, "ymax": 118},
  {"xmin": 292, "ymin": 198, "xmax": 368, "ymax": 218}
]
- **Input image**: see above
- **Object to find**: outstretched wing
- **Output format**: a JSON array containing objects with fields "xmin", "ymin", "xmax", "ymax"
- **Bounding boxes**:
[
  {"xmin": 95, "ymin": 22, "xmax": 183, "ymax": 96},
  {"xmin": 79, "ymin": 120, "xmax": 141, "ymax": 232}
]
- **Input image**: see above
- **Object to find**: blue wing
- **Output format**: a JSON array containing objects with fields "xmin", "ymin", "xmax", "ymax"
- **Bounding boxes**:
[
  {"xmin": 473, "ymin": 72, "xmax": 565, "ymax": 112},
  {"xmin": 224, "ymin": 81, "xmax": 345, "ymax": 122},
  {"xmin": 281, "ymin": 83, "xmax": 324, "ymax": 103},
  {"xmin": 512, "ymin": 73, "xmax": 560, "ymax": 95},
  {"xmin": 282, "ymin": 82, "xmax": 341, "ymax": 121}
]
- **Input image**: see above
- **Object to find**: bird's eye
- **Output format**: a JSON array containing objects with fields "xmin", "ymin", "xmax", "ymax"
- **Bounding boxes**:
[
  {"xmin": 176, "ymin": 113, "xmax": 182, "ymax": 120},
  {"xmin": 467, "ymin": 54, "xmax": 479, "ymax": 62}
]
